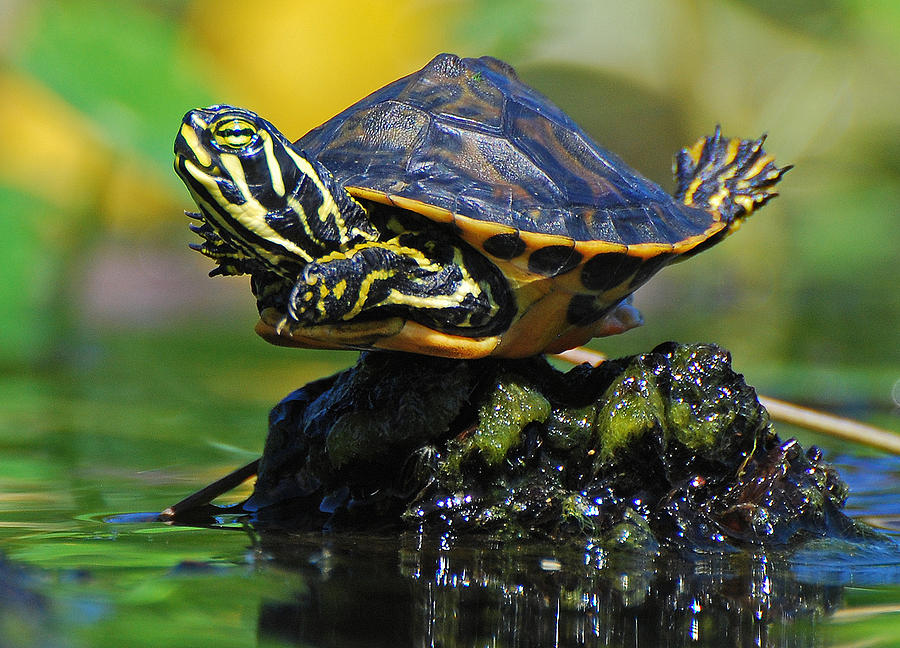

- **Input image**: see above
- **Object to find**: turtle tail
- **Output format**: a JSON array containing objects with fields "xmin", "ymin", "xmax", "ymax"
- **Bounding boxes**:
[{"xmin": 674, "ymin": 126, "xmax": 791, "ymax": 229}]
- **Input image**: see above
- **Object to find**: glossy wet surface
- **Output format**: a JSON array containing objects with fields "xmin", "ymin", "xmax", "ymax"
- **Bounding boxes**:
[{"xmin": 2, "ymin": 332, "xmax": 899, "ymax": 647}]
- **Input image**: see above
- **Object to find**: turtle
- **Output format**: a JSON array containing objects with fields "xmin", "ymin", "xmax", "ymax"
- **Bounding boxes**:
[{"xmin": 174, "ymin": 53, "xmax": 788, "ymax": 359}]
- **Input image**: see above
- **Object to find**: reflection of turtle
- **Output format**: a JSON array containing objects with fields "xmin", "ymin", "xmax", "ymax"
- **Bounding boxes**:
[{"xmin": 174, "ymin": 53, "xmax": 788, "ymax": 359}]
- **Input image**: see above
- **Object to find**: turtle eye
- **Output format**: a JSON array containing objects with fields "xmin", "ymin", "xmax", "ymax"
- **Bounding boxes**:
[{"xmin": 212, "ymin": 118, "xmax": 258, "ymax": 150}]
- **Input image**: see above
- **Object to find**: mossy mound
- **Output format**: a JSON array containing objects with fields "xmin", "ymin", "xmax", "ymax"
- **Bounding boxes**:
[{"xmin": 242, "ymin": 342, "xmax": 869, "ymax": 551}]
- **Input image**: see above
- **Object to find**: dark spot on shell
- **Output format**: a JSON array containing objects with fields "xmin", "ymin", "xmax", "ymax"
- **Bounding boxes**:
[
  {"xmin": 566, "ymin": 294, "xmax": 611, "ymax": 325},
  {"xmin": 628, "ymin": 254, "xmax": 673, "ymax": 289},
  {"xmin": 527, "ymin": 245, "xmax": 582, "ymax": 277},
  {"xmin": 580, "ymin": 252, "xmax": 642, "ymax": 291},
  {"xmin": 482, "ymin": 232, "xmax": 526, "ymax": 260}
]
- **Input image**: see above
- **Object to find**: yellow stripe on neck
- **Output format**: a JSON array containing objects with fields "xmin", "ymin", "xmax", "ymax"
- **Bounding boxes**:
[
  {"xmin": 284, "ymin": 147, "xmax": 351, "ymax": 248},
  {"xmin": 183, "ymin": 158, "xmax": 314, "ymax": 264}
]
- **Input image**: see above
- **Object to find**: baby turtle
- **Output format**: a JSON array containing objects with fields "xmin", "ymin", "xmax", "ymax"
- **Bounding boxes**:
[{"xmin": 174, "ymin": 53, "xmax": 788, "ymax": 358}]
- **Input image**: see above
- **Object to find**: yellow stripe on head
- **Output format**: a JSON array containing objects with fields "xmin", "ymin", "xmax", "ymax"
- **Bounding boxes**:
[
  {"xmin": 286, "ymin": 195, "xmax": 325, "ymax": 248},
  {"xmin": 260, "ymin": 130, "xmax": 285, "ymax": 197},
  {"xmin": 180, "ymin": 122, "xmax": 211, "ymax": 168}
]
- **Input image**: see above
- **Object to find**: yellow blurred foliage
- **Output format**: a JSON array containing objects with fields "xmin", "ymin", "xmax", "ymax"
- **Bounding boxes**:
[
  {"xmin": 99, "ymin": 157, "xmax": 185, "ymax": 232},
  {"xmin": 185, "ymin": 0, "xmax": 458, "ymax": 138},
  {"xmin": 0, "ymin": 69, "xmax": 183, "ymax": 230},
  {"xmin": 0, "ymin": 69, "xmax": 109, "ymax": 210}
]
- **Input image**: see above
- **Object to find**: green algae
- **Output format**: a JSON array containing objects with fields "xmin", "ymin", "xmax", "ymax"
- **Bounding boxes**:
[
  {"xmin": 592, "ymin": 345, "xmax": 768, "ymax": 469},
  {"xmin": 440, "ymin": 373, "xmax": 551, "ymax": 485},
  {"xmin": 544, "ymin": 404, "xmax": 596, "ymax": 452},
  {"xmin": 595, "ymin": 369, "xmax": 667, "ymax": 463},
  {"xmin": 471, "ymin": 374, "xmax": 552, "ymax": 465}
]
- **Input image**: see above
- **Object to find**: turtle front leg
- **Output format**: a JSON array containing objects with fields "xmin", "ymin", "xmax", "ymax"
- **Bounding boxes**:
[{"xmin": 286, "ymin": 239, "xmax": 508, "ymax": 334}]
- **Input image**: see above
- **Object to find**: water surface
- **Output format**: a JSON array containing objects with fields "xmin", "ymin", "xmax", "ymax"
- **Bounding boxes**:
[{"xmin": 2, "ymin": 331, "xmax": 899, "ymax": 647}]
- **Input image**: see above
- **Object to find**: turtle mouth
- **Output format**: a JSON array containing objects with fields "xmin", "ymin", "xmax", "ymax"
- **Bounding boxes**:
[
  {"xmin": 175, "ymin": 156, "xmax": 224, "ymax": 196},
  {"xmin": 173, "ymin": 124, "xmax": 221, "ymax": 201},
  {"xmin": 173, "ymin": 109, "xmax": 215, "ymax": 169}
]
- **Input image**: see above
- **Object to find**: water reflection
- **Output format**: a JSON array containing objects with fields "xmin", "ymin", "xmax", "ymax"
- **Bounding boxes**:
[{"xmin": 247, "ymin": 531, "xmax": 888, "ymax": 647}]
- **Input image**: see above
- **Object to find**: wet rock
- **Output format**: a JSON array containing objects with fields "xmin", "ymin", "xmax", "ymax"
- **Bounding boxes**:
[{"xmin": 242, "ymin": 342, "xmax": 872, "ymax": 551}]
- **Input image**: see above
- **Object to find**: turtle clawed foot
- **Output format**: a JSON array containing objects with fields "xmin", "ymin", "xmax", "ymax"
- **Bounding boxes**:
[
  {"xmin": 273, "ymin": 315, "xmax": 294, "ymax": 336},
  {"xmin": 286, "ymin": 264, "xmax": 325, "ymax": 323},
  {"xmin": 301, "ymin": 262, "xmax": 323, "ymax": 286}
]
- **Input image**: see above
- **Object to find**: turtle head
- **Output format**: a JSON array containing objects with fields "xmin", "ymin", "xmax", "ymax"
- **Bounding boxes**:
[{"xmin": 174, "ymin": 105, "xmax": 357, "ymax": 279}]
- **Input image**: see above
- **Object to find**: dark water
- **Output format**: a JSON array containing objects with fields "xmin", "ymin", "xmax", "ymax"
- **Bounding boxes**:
[{"xmin": 2, "ymin": 332, "xmax": 900, "ymax": 647}]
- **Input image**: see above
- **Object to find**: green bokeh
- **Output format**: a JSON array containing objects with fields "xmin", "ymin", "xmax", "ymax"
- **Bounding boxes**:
[{"xmin": 16, "ymin": 0, "xmax": 213, "ymax": 173}]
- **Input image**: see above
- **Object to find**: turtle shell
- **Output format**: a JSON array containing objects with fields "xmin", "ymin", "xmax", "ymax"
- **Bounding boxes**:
[
  {"xmin": 270, "ymin": 54, "xmax": 730, "ymax": 357},
  {"xmin": 296, "ymin": 53, "xmax": 724, "ymax": 282}
]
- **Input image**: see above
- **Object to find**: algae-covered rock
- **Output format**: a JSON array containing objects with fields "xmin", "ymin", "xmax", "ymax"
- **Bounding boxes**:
[
  {"xmin": 243, "ymin": 342, "xmax": 868, "ymax": 551},
  {"xmin": 248, "ymin": 352, "xmax": 478, "ymax": 514}
]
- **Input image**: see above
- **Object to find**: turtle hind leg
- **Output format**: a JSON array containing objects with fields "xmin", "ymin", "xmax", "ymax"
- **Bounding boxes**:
[
  {"xmin": 286, "ymin": 238, "xmax": 510, "ymax": 335},
  {"xmin": 674, "ymin": 126, "xmax": 791, "ymax": 226}
]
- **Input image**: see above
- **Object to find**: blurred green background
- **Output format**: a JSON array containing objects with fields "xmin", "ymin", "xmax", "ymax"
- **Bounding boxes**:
[{"xmin": 2, "ymin": 0, "xmax": 898, "ymax": 413}]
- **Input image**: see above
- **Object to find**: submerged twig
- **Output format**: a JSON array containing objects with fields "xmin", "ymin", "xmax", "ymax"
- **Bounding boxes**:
[
  {"xmin": 556, "ymin": 347, "xmax": 900, "ymax": 455},
  {"xmin": 758, "ymin": 396, "xmax": 900, "ymax": 454},
  {"xmin": 160, "ymin": 458, "xmax": 260, "ymax": 520}
]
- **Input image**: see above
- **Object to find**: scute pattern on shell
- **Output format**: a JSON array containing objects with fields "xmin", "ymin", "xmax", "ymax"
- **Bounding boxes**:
[{"xmin": 296, "ymin": 54, "xmax": 717, "ymax": 247}]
